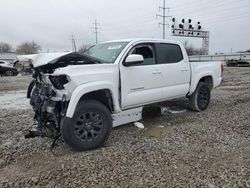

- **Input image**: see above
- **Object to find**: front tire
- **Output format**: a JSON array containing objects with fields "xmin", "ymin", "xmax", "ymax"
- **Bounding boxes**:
[
  {"xmin": 61, "ymin": 100, "xmax": 112, "ymax": 151},
  {"xmin": 188, "ymin": 82, "xmax": 211, "ymax": 112}
]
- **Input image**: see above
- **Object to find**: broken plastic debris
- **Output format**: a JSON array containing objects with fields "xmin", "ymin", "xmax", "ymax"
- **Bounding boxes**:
[
  {"xmin": 160, "ymin": 106, "xmax": 187, "ymax": 115},
  {"xmin": 134, "ymin": 122, "xmax": 144, "ymax": 129}
]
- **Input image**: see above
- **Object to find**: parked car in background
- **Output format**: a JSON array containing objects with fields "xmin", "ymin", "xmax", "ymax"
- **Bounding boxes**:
[
  {"xmin": 226, "ymin": 59, "xmax": 250, "ymax": 67},
  {"xmin": 0, "ymin": 61, "xmax": 18, "ymax": 76},
  {"xmin": 237, "ymin": 61, "xmax": 250, "ymax": 67},
  {"xmin": 226, "ymin": 60, "xmax": 238, "ymax": 67},
  {"xmin": 0, "ymin": 60, "xmax": 12, "ymax": 66}
]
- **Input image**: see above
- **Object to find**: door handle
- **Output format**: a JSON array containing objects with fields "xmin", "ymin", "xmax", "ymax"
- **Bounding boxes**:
[
  {"xmin": 181, "ymin": 69, "xmax": 188, "ymax": 72},
  {"xmin": 152, "ymin": 70, "xmax": 162, "ymax": 74}
]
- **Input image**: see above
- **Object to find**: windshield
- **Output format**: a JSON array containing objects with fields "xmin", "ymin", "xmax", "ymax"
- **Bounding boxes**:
[{"xmin": 83, "ymin": 42, "xmax": 129, "ymax": 63}]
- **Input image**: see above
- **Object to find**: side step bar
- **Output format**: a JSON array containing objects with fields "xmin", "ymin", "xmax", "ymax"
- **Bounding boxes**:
[{"xmin": 112, "ymin": 107, "xmax": 142, "ymax": 127}]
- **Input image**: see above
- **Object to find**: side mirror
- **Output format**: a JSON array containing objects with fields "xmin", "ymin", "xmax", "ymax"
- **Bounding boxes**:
[{"xmin": 123, "ymin": 54, "xmax": 144, "ymax": 67}]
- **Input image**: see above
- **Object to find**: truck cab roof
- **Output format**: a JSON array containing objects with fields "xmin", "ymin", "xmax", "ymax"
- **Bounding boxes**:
[{"xmin": 103, "ymin": 38, "xmax": 182, "ymax": 45}]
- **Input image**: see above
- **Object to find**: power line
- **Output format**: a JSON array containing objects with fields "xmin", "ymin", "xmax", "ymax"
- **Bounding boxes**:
[
  {"xmin": 101, "ymin": 0, "xmax": 248, "ymax": 30},
  {"xmin": 156, "ymin": 0, "xmax": 171, "ymax": 39},
  {"xmin": 91, "ymin": 19, "xmax": 101, "ymax": 44},
  {"xmin": 101, "ymin": 0, "xmax": 248, "ymax": 34},
  {"xmin": 180, "ymin": 1, "xmax": 250, "ymax": 18},
  {"xmin": 171, "ymin": 0, "xmax": 219, "ymax": 12},
  {"xmin": 174, "ymin": 0, "xmax": 229, "ymax": 11},
  {"xmin": 200, "ymin": 11, "xmax": 250, "ymax": 24},
  {"xmin": 171, "ymin": 0, "xmax": 250, "ymax": 20},
  {"xmin": 204, "ymin": 14, "xmax": 250, "ymax": 25}
]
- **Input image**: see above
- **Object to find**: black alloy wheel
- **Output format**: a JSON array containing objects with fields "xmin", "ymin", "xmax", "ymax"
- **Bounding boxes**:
[
  {"xmin": 189, "ymin": 82, "xmax": 211, "ymax": 111},
  {"xmin": 197, "ymin": 85, "xmax": 210, "ymax": 110},
  {"xmin": 73, "ymin": 112, "xmax": 104, "ymax": 142},
  {"xmin": 61, "ymin": 100, "xmax": 112, "ymax": 151}
]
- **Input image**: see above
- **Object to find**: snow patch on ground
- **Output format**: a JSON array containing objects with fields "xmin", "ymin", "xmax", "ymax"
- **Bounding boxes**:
[{"xmin": 0, "ymin": 90, "xmax": 30, "ymax": 109}]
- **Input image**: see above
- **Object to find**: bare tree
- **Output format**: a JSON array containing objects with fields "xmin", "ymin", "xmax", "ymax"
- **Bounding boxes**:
[
  {"xmin": 78, "ymin": 44, "xmax": 92, "ymax": 53},
  {"xmin": 0, "ymin": 42, "xmax": 13, "ymax": 53},
  {"xmin": 16, "ymin": 41, "xmax": 41, "ymax": 55},
  {"xmin": 183, "ymin": 41, "xmax": 203, "ymax": 56}
]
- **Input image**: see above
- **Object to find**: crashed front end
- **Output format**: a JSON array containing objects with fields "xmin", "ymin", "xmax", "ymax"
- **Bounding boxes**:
[
  {"xmin": 25, "ymin": 73, "xmax": 70, "ymax": 139},
  {"xmin": 23, "ymin": 52, "xmax": 98, "ymax": 139}
]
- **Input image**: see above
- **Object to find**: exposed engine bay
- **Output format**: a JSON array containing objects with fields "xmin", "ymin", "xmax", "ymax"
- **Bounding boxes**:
[{"xmin": 24, "ymin": 52, "xmax": 100, "ymax": 139}]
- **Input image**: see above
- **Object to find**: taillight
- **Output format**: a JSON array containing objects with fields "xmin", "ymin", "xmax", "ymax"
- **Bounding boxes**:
[{"xmin": 221, "ymin": 63, "xmax": 224, "ymax": 77}]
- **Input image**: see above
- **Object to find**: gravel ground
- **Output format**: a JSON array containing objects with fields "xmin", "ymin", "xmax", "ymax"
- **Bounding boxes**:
[
  {"xmin": 0, "ymin": 75, "xmax": 32, "ymax": 92},
  {"xmin": 0, "ymin": 90, "xmax": 30, "ymax": 110},
  {"xmin": 0, "ymin": 68, "xmax": 249, "ymax": 187}
]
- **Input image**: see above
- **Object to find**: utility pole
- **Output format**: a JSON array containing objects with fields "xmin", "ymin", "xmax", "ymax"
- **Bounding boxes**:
[
  {"xmin": 156, "ymin": 0, "xmax": 171, "ymax": 39},
  {"xmin": 92, "ymin": 19, "xmax": 101, "ymax": 44},
  {"xmin": 71, "ymin": 34, "xmax": 77, "ymax": 52}
]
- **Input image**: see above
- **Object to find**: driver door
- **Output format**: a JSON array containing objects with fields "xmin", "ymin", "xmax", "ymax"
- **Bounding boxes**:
[{"xmin": 120, "ymin": 43, "xmax": 163, "ymax": 109}]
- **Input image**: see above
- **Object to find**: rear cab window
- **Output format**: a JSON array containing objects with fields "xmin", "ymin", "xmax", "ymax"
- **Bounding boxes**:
[{"xmin": 155, "ymin": 43, "xmax": 183, "ymax": 64}]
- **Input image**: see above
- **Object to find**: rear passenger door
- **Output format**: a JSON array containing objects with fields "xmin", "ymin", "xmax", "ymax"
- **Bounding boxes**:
[{"xmin": 155, "ymin": 43, "xmax": 191, "ymax": 99}]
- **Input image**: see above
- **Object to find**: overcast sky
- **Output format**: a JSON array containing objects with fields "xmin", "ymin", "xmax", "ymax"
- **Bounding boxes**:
[{"xmin": 0, "ymin": 0, "xmax": 250, "ymax": 54}]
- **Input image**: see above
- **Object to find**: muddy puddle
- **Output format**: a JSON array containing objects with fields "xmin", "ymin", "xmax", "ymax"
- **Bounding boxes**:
[{"xmin": 143, "ymin": 126, "xmax": 168, "ymax": 138}]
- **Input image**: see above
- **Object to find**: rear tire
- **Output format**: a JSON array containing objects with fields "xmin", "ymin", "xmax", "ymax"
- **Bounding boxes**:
[
  {"xmin": 61, "ymin": 100, "xmax": 112, "ymax": 151},
  {"xmin": 189, "ymin": 82, "xmax": 211, "ymax": 112}
]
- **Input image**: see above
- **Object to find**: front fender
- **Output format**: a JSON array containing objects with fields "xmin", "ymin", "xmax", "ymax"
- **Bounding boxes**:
[{"xmin": 66, "ymin": 81, "xmax": 120, "ymax": 118}]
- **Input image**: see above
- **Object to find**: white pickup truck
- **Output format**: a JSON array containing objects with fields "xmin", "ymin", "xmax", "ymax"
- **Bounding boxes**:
[{"xmin": 24, "ymin": 39, "xmax": 223, "ymax": 151}]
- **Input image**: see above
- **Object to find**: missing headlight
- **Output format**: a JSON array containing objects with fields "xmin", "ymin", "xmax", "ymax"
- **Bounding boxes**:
[{"xmin": 49, "ymin": 75, "xmax": 69, "ymax": 90}]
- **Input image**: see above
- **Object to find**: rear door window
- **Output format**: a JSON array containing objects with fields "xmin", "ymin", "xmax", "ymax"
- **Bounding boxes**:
[{"xmin": 156, "ymin": 43, "xmax": 183, "ymax": 64}]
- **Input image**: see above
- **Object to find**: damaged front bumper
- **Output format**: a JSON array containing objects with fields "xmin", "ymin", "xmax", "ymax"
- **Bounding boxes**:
[{"xmin": 24, "ymin": 74, "xmax": 71, "ymax": 139}]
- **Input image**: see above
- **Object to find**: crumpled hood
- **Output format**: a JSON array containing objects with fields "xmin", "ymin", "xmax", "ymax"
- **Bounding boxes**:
[{"xmin": 17, "ymin": 52, "xmax": 73, "ymax": 68}]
